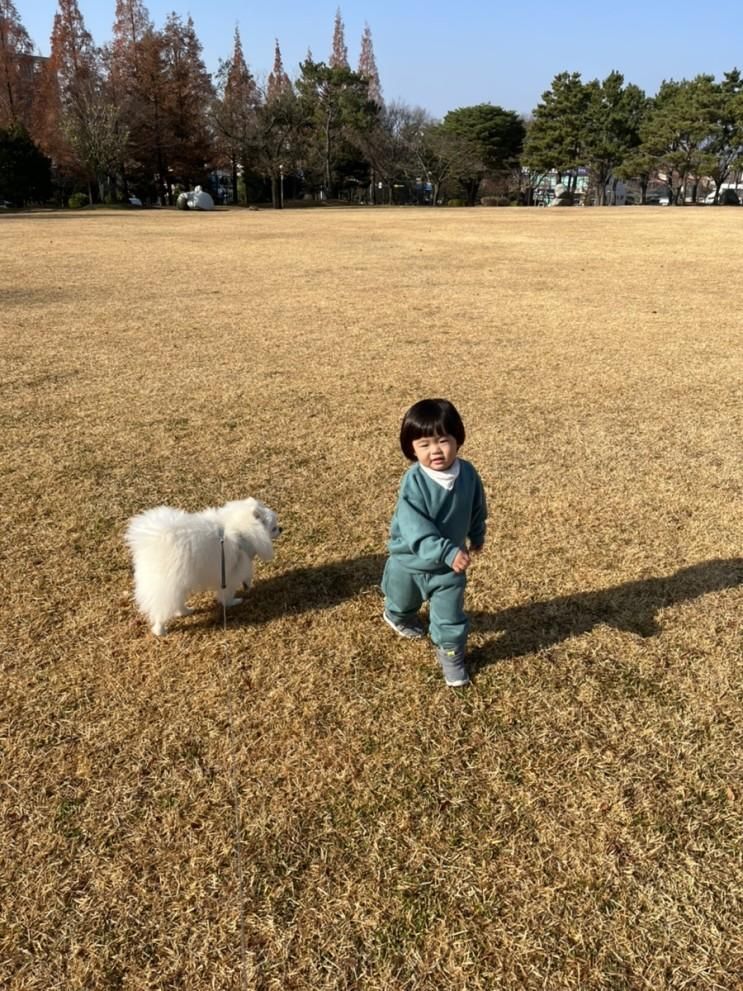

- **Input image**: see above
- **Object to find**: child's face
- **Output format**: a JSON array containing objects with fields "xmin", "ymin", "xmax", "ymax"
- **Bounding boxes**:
[{"xmin": 411, "ymin": 433, "xmax": 458, "ymax": 471}]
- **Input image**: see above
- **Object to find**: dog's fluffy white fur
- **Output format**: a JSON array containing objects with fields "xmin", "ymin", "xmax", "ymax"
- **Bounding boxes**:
[{"xmin": 125, "ymin": 498, "xmax": 280, "ymax": 635}]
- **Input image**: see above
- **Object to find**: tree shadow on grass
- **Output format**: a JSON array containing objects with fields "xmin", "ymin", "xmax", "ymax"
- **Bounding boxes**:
[{"xmin": 468, "ymin": 557, "xmax": 743, "ymax": 670}]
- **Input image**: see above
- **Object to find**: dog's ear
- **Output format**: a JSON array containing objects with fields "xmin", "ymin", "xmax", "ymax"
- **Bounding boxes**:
[{"xmin": 247, "ymin": 520, "xmax": 274, "ymax": 561}]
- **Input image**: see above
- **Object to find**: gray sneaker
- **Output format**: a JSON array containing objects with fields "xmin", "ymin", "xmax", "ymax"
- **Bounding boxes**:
[
  {"xmin": 383, "ymin": 610, "xmax": 425, "ymax": 639},
  {"xmin": 435, "ymin": 646, "xmax": 470, "ymax": 687}
]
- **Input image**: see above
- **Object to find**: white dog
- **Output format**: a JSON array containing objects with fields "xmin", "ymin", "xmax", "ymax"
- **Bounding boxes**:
[{"xmin": 125, "ymin": 498, "xmax": 280, "ymax": 635}]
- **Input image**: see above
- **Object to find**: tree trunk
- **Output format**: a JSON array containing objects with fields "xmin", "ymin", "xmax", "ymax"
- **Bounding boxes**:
[
  {"xmin": 324, "ymin": 112, "xmax": 332, "ymax": 198},
  {"xmin": 595, "ymin": 175, "xmax": 606, "ymax": 206}
]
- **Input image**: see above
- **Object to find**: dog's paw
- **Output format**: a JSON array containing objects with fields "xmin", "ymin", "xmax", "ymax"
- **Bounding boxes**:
[
  {"xmin": 225, "ymin": 596, "xmax": 243, "ymax": 608},
  {"xmin": 152, "ymin": 622, "xmax": 167, "ymax": 636},
  {"xmin": 174, "ymin": 606, "xmax": 194, "ymax": 617}
]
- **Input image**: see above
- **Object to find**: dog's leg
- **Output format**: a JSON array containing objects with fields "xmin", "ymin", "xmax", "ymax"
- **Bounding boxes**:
[{"xmin": 217, "ymin": 589, "xmax": 243, "ymax": 609}]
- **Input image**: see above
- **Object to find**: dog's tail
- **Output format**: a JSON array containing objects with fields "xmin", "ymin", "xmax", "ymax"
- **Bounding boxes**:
[{"xmin": 124, "ymin": 506, "xmax": 188, "ymax": 551}]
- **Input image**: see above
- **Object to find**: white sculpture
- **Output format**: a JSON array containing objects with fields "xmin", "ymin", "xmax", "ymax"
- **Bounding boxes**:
[{"xmin": 176, "ymin": 185, "xmax": 215, "ymax": 211}]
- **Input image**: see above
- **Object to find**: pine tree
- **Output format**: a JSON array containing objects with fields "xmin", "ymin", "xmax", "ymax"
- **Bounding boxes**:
[
  {"xmin": 357, "ymin": 23, "xmax": 381, "ymax": 106},
  {"xmin": 296, "ymin": 57, "xmax": 377, "ymax": 198},
  {"xmin": 581, "ymin": 72, "xmax": 646, "ymax": 205},
  {"xmin": 329, "ymin": 8, "xmax": 348, "ymax": 70},
  {"xmin": 522, "ymin": 72, "xmax": 591, "ymax": 190},
  {"xmin": 639, "ymin": 76, "xmax": 720, "ymax": 205},
  {"xmin": 439, "ymin": 104, "xmax": 525, "ymax": 205},
  {"xmin": 0, "ymin": 0, "xmax": 35, "ymax": 127},
  {"xmin": 707, "ymin": 70, "xmax": 743, "ymax": 201}
]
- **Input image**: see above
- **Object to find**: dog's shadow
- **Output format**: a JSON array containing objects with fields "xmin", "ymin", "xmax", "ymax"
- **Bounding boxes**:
[
  {"xmin": 198, "ymin": 553, "xmax": 388, "ymax": 627},
  {"xmin": 468, "ymin": 557, "xmax": 742, "ymax": 669}
]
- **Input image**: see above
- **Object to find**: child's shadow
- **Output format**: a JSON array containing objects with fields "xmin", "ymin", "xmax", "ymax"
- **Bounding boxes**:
[
  {"xmin": 468, "ymin": 557, "xmax": 742, "ymax": 668},
  {"xmin": 229, "ymin": 552, "xmax": 388, "ymax": 626}
]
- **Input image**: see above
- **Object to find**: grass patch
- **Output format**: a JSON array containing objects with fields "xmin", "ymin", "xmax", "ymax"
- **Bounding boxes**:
[{"xmin": 0, "ymin": 207, "xmax": 741, "ymax": 989}]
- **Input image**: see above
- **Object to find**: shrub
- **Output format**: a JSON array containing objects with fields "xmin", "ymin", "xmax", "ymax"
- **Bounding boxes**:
[
  {"xmin": 447, "ymin": 198, "xmax": 466, "ymax": 207},
  {"xmin": 68, "ymin": 192, "xmax": 88, "ymax": 209},
  {"xmin": 0, "ymin": 125, "xmax": 52, "ymax": 206},
  {"xmin": 720, "ymin": 189, "xmax": 740, "ymax": 206},
  {"xmin": 480, "ymin": 195, "xmax": 510, "ymax": 207}
]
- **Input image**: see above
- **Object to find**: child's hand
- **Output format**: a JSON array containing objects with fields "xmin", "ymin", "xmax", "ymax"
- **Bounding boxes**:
[{"xmin": 451, "ymin": 549, "xmax": 471, "ymax": 573}]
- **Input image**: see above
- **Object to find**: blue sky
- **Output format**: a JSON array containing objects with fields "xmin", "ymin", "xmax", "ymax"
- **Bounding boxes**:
[{"xmin": 18, "ymin": 0, "xmax": 743, "ymax": 118}]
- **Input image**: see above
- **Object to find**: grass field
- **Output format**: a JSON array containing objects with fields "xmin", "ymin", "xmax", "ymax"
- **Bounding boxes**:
[{"xmin": 1, "ymin": 206, "xmax": 741, "ymax": 990}]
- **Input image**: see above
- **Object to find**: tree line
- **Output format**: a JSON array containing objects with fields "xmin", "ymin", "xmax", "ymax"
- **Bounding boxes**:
[{"xmin": 2, "ymin": 0, "xmax": 743, "ymax": 208}]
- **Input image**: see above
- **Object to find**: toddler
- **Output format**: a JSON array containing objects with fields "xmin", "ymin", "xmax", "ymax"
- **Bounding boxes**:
[{"xmin": 382, "ymin": 398, "xmax": 487, "ymax": 686}]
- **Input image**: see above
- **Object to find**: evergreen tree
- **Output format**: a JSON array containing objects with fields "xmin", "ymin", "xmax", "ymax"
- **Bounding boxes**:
[
  {"xmin": 614, "ymin": 137, "xmax": 656, "ymax": 204},
  {"xmin": 523, "ymin": 72, "xmax": 590, "ymax": 190},
  {"xmin": 0, "ymin": 122, "xmax": 52, "ymax": 203},
  {"xmin": 582, "ymin": 72, "xmax": 647, "ymax": 204},
  {"xmin": 640, "ymin": 76, "xmax": 719, "ymax": 204},
  {"xmin": 705, "ymin": 70, "xmax": 743, "ymax": 202},
  {"xmin": 296, "ymin": 57, "xmax": 377, "ymax": 198},
  {"xmin": 440, "ymin": 103, "xmax": 524, "ymax": 203}
]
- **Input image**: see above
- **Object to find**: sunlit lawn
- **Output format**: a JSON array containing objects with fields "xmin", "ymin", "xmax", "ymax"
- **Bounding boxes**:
[{"xmin": 1, "ymin": 205, "xmax": 741, "ymax": 990}]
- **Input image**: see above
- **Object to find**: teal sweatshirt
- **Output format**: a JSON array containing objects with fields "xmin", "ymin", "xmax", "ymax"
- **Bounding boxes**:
[{"xmin": 387, "ymin": 459, "xmax": 487, "ymax": 573}]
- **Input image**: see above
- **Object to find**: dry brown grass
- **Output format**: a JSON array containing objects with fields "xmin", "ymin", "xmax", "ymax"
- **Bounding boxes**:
[{"xmin": 1, "ymin": 205, "xmax": 741, "ymax": 990}]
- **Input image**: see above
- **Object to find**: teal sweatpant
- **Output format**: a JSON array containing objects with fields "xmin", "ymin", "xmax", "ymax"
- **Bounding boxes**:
[{"xmin": 382, "ymin": 557, "xmax": 468, "ymax": 650}]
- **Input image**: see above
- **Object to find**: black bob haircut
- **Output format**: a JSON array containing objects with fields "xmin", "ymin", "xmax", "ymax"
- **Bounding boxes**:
[{"xmin": 400, "ymin": 398, "xmax": 466, "ymax": 461}]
